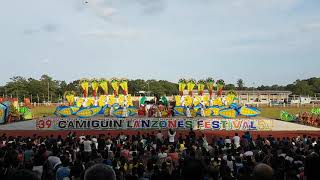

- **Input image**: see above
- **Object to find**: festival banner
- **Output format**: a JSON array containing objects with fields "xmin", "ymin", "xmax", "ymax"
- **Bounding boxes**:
[{"xmin": 36, "ymin": 118, "xmax": 273, "ymax": 131}]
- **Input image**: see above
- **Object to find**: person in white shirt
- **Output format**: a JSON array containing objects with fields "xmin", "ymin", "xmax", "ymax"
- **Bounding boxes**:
[
  {"xmin": 156, "ymin": 130, "xmax": 163, "ymax": 143},
  {"xmin": 91, "ymin": 137, "xmax": 98, "ymax": 150},
  {"xmin": 200, "ymin": 101, "xmax": 206, "ymax": 117},
  {"xmin": 233, "ymin": 133, "xmax": 241, "ymax": 148},
  {"xmin": 158, "ymin": 148, "xmax": 168, "ymax": 164},
  {"xmin": 79, "ymin": 136, "xmax": 86, "ymax": 144},
  {"xmin": 122, "ymin": 104, "xmax": 128, "ymax": 118},
  {"xmin": 225, "ymin": 136, "xmax": 231, "ymax": 145},
  {"xmin": 186, "ymin": 106, "xmax": 192, "ymax": 117},
  {"xmin": 119, "ymin": 132, "xmax": 127, "ymax": 141},
  {"xmin": 180, "ymin": 96, "xmax": 185, "ymax": 107},
  {"xmin": 110, "ymin": 106, "xmax": 114, "ymax": 116},
  {"xmin": 200, "ymin": 107, "xmax": 205, "ymax": 117},
  {"xmin": 209, "ymin": 99, "xmax": 213, "ymax": 106},
  {"xmin": 146, "ymin": 104, "xmax": 151, "ymax": 114},
  {"xmin": 168, "ymin": 129, "xmax": 176, "ymax": 143},
  {"xmin": 83, "ymin": 137, "xmax": 92, "ymax": 153}
]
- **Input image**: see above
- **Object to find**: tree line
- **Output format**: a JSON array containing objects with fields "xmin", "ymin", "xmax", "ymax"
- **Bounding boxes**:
[{"xmin": 0, "ymin": 75, "xmax": 319, "ymax": 102}]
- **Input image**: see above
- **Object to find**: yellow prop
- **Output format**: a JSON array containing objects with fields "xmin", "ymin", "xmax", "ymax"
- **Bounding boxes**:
[
  {"xmin": 120, "ymin": 79, "xmax": 128, "ymax": 95},
  {"xmin": 213, "ymin": 97, "xmax": 223, "ymax": 106},
  {"xmin": 226, "ymin": 94, "xmax": 236, "ymax": 105},
  {"xmin": 184, "ymin": 96, "xmax": 193, "ymax": 107},
  {"xmin": 175, "ymin": 96, "xmax": 181, "ymax": 106},
  {"xmin": 91, "ymin": 80, "xmax": 99, "ymax": 97},
  {"xmin": 108, "ymin": 95, "xmax": 116, "ymax": 106},
  {"xmin": 193, "ymin": 96, "xmax": 201, "ymax": 106},
  {"xmin": 76, "ymin": 98, "xmax": 84, "ymax": 107},
  {"xmin": 187, "ymin": 79, "xmax": 196, "ymax": 96},
  {"xmin": 99, "ymin": 79, "xmax": 109, "ymax": 95},
  {"xmin": 126, "ymin": 95, "xmax": 133, "ymax": 106},
  {"xmin": 66, "ymin": 94, "xmax": 75, "ymax": 106},
  {"xmin": 80, "ymin": 79, "xmax": 89, "ymax": 97},
  {"xmin": 111, "ymin": 78, "xmax": 120, "ymax": 96}
]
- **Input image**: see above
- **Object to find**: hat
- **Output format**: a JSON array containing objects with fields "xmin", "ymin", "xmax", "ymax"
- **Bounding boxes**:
[{"xmin": 244, "ymin": 151, "xmax": 253, "ymax": 157}]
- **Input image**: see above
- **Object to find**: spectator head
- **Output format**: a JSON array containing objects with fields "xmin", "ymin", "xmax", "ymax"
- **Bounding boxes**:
[
  {"xmin": 84, "ymin": 163, "xmax": 116, "ymax": 180},
  {"xmin": 235, "ymin": 133, "xmax": 238, "ymax": 136},
  {"xmin": 253, "ymin": 163, "xmax": 274, "ymax": 180}
]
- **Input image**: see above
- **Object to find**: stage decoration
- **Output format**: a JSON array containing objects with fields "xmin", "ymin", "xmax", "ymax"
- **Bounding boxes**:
[
  {"xmin": 55, "ymin": 77, "xmax": 137, "ymax": 118},
  {"xmin": 111, "ymin": 78, "xmax": 120, "ymax": 96},
  {"xmin": 120, "ymin": 78, "xmax": 128, "ymax": 95},
  {"xmin": 311, "ymin": 108, "xmax": 320, "ymax": 115},
  {"xmin": 0, "ymin": 101, "xmax": 33, "ymax": 124},
  {"xmin": 225, "ymin": 90, "xmax": 237, "ymax": 106},
  {"xmin": 197, "ymin": 80, "xmax": 206, "ymax": 96},
  {"xmin": 64, "ymin": 91, "xmax": 75, "ymax": 106},
  {"xmin": 140, "ymin": 96, "xmax": 147, "ymax": 106},
  {"xmin": 99, "ymin": 79, "xmax": 109, "ymax": 95},
  {"xmin": 216, "ymin": 79, "xmax": 225, "ymax": 97},
  {"xmin": 91, "ymin": 79, "xmax": 99, "ymax": 98},
  {"xmin": 0, "ymin": 103, "xmax": 6, "ymax": 124},
  {"xmin": 174, "ymin": 79, "xmax": 261, "ymax": 118},
  {"xmin": 280, "ymin": 111, "xmax": 296, "ymax": 122},
  {"xmin": 187, "ymin": 79, "xmax": 196, "ymax": 96},
  {"xmin": 159, "ymin": 96, "xmax": 169, "ymax": 106},
  {"xmin": 178, "ymin": 79, "xmax": 187, "ymax": 96},
  {"xmin": 54, "ymin": 77, "xmax": 261, "ymax": 119},
  {"xmin": 80, "ymin": 79, "xmax": 89, "ymax": 98},
  {"xmin": 206, "ymin": 78, "xmax": 215, "ymax": 98}
]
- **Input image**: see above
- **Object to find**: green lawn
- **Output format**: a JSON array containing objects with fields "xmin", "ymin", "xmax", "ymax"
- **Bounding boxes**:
[
  {"xmin": 31, "ymin": 106, "xmax": 56, "ymax": 118},
  {"xmin": 30, "ymin": 105, "xmax": 314, "ymax": 120},
  {"xmin": 260, "ymin": 106, "xmax": 313, "ymax": 119}
]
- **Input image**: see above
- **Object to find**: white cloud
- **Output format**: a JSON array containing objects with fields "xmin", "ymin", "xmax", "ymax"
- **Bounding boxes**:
[
  {"xmin": 41, "ymin": 58, "xmax": 50, "ymax": 64},
  {"xmin": 87, "ymin": 0, "xmax": 117, "ymax": 19},
  {"xmin": 82, "ymin": 30, "xmax": 142, "ymax": 39},
  {"xmin": 301, "ymin": 22, "xmax": 320, "ymax": 32}
]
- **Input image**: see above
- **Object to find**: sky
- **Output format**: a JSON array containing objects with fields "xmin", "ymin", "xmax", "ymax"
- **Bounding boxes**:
[{"xmin": 0, "ymin": 0, "xmax": 320, "ymax": 86}]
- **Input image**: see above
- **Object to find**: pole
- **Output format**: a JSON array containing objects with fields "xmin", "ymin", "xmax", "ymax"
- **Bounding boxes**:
[{"xmin": 48, "ymin": 82, "xmax": 50, "ymax": 102}]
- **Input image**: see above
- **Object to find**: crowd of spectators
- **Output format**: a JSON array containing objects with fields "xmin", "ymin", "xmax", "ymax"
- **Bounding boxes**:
[{"xmin": 0, "ymin": 130, "xmax": 319, "ymax": 180}]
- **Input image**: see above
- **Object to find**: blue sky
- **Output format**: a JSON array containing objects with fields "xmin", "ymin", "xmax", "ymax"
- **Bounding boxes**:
[{"xmin": 0, "ymin": 0, "xmax": 320, "ymax": 86}]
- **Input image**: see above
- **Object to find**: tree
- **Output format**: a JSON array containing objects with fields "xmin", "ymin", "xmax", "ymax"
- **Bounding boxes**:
[
  {"xmin": 128, "ymin": 79, "xmax": 147, "ymax": 95},
  {"xmin": 292, "ymin": 80, "xmax": 314, "ymax": 96},
  {"xmin": 225, "ymin": 84, "xmax": 236, "ymax": 90},
  {"xmin": 237, "ymin": 79, "xmax": 244, "ymax": 90}
]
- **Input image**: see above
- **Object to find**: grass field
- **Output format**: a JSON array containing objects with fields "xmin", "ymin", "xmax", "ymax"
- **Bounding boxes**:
[
  {"xmin": 31, "ymin": 106, "xmax": 56, "ymax": 118},
  {"xmin": 30, "ymin": 105, "xmax": 315, "ymax": 119},
  {"xmin": 260, "ymin": 106, "xmax": 313, "ymax": 119}
]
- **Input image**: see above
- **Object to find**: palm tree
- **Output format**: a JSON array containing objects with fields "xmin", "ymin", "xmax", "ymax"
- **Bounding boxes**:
[{"xmin": 237, "ymin": 79, "xmax": 244, "ymax": 90}]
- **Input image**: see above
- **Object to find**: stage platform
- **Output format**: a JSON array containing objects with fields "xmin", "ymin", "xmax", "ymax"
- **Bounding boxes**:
[
  {"xmin": 0, "ymin": 118, "xmax": 319, "ymax": 136},
  {"xmin": 0, "ymin": 118, "xmax": 319, "ymax": 131}
]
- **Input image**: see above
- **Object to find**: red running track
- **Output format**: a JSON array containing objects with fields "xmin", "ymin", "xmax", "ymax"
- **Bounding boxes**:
[{"xmin": 1, "ymin": 130, "xmax": 320, "ymax": 138}]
